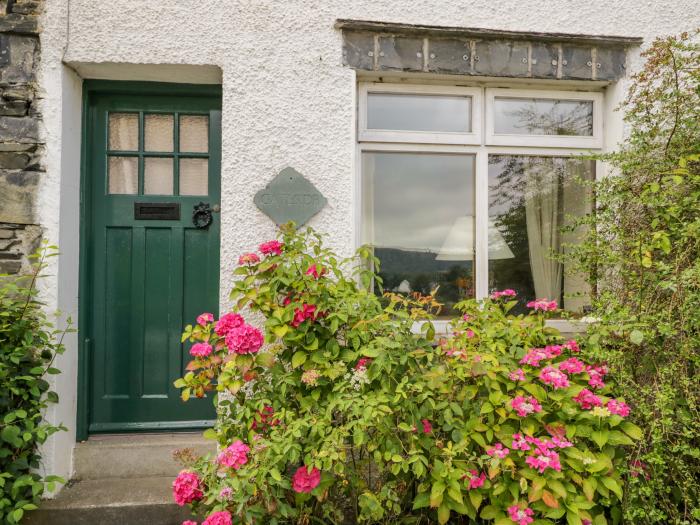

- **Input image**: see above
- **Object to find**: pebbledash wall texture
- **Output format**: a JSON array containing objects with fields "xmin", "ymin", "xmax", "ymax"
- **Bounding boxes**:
[{"xmin": 14, "ymin": 0, "xmax": 700, "ymax": 486}]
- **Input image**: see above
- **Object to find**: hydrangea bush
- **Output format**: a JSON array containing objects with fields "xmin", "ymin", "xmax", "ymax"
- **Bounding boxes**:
[{"xmin": 173, "ymin": 226, "xmax": 639, "ymax": 525}]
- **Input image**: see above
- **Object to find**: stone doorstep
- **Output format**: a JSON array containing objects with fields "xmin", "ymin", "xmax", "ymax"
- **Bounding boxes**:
[
  {"xmin": 24, "ymin": 476, "xmax": 197, "ymax": 525},
  {"xmin": 73, "ymin": 432, "xmax": 217, "ymax": 480}
]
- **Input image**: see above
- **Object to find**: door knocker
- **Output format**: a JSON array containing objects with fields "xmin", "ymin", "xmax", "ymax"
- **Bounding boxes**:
[{"xmin": 192, "ymin": 202, "xmax": 213, "ymax": 229}]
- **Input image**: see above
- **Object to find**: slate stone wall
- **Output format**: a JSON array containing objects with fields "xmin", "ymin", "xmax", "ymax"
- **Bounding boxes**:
[{"xmin": 0, "ymin": 0, "xmax": 43, "ymax": 275}]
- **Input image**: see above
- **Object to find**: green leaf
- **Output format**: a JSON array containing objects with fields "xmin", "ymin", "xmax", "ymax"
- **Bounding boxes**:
[
  {"xmin": 480, "ymin": 505, "xmax": 500, "ymax": 519},
  {"xmin": 591, "ymin": 430, "xmax": 609, "ymax": 448},
  {"xmin": 437, "ymin": 503, "xmax": 450, "ymax": 524},
  {"xmin": 412, "ymin": 491, "xmax": 430, "ymax": 510},
  {"xmin": 430, "ymin": 482, "xmax": 445, "ymax": 508},
  {"xmin": 291, "ymin": 351, "xmax": 307, "ymax": 368},
  {"xmin": 620, "ymin": 422, "xmax": 643, "ymax": 440},
  {"xmin": 629, "ymin": 330, "xmax": 644, "ymax": 345},
  {"xmin": 567, "ymin": 511, "xmax": 583, "ymax": 525},
  {"xmin": 269, "ymin": 468, "xmax": 282, "ymax": 481},
  {"xmin": 468, "ymin": 490, "xmax": 482, "ymax": 511},
  {"xmin": 601, "ymin": 477, "xmax": 623, "ymax": 500}
]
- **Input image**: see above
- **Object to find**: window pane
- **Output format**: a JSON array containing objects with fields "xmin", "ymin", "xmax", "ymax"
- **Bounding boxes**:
[
  {"xmin": 144, "ymin": 157, "xmax": 173, "ymax": 195},
  {"xmin": 144, "ymin": 114, "xmax": 174, "ymax": 151},
  {"xmin": 108, "ymin": 156, "xmax": 138, "ymax": 194},
  {"xmin": 179, "ymin": 158, "xmax": 208, "ymax": 195},
  {"xmin": 180, "ymin": 115, "xmax": 209, "ymax": 153},
  {"xmin": 363, "ymin": 152, "xmax": 475, "ymax": 316},
  {"xmin": 488, "ymin": 155, "xmax": 594, "ymax": 313},
  {"xmin": 493, "ymin": 97, "xmax": 593, "ymax": 136},
  {"xmin": 108, "ymin": 113, "xmax": 139, "ymax": 151},
  {"xmin": 367, "ymin": 93, "xmax": 472, "ymax": 133}
]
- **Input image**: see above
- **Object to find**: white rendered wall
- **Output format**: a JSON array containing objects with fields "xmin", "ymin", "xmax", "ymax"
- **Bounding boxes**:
[{"xmin": 38, "ymin": 0, "xmax": 700, "ymax": 483}]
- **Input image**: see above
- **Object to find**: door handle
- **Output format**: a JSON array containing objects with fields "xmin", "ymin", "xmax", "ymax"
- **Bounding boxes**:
[{"xmin": 192, "ymin": 202, "xmax": 214, "ymax": 229}]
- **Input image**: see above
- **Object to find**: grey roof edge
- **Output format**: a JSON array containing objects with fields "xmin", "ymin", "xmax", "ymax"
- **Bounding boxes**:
[{"xmin": 334, "ymin": 19, "xmax": 643, "ymax": 47}]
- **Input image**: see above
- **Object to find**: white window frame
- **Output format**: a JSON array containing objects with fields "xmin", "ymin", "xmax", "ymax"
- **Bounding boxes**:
[
  {"xmin": 356, "ymin": 82, "xmax": 603, "ymax": 329},
  {"xmin": 358, "ymin": 83, "xmax": 482, "ymax": 145},
  {"xmin": 485, "ymin": 87, "xmax": 604, "ymax": 148}
]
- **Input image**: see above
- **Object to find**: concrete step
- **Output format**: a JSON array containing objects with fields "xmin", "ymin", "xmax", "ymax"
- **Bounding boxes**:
[
  {"xmin": 73, "ymin": 432, "xmax": 216, "ymax": 479},
  {"xmin": 24, "ymin": 476, "xmax": 198, "ymax": 525}
]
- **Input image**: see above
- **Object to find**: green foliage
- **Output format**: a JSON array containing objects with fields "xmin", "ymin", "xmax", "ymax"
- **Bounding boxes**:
[
  {"xmin": 175, "ymin": 226, "xmax": 636, "ymax": 524},
  {"xmin": 564, "ymin": 30, "xmax": 700, "ymax": 524},
  {"xmin": 0, "ymin": 247, "xmax": 67, "ymax": 524}
]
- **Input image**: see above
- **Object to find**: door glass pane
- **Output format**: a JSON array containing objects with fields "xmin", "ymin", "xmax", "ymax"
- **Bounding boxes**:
[
  {"xmin": 362, "ymin": 152, "xmax": 475, "ymax": 316},
  {"xmin": 108, "ymin": 113, "xmax": 139, "ymax": 151},
  {"xmin": 367, "ymin": 93, "xmax": 472, "ymax": 133},
  {"xmin": 144, "ymin": 157, "xmax": 173, "ymax": 195},
  {"xmin": 493, "ymin": 97, "xmax": 593, "ymax": 136},
  {"xmin": 144, "ymin": 114, "xmax": 174, "ymax": 151},
  {"xmin": 488, "ymin": 155, "xmax": 595, "ymax": 313},
  {"xmin": 108, "ymin": 156, "xmax": 138, "ymax": 194},
  {"xmin": 179, "ymin": 158, "xmax": 208, "ymax": 195},
  {"xmin": 179, "ymin": 115, "xmax": 209, "ymax": 152}
]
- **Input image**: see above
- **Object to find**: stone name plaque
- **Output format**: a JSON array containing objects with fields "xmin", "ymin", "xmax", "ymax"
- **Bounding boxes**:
[{"xmin": 254, "ymin": 167, "xmax": 327, "ymax": 228}]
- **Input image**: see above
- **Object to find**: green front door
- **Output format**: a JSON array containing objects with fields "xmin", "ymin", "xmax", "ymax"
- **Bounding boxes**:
[{"xmin": 84, "ymin": 82, "xmax": 221, "ymax": 432}]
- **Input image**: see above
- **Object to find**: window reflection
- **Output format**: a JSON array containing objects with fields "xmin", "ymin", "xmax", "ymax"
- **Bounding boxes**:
[
  {"xmin": 362, "ymin": 152, "xmax": 475, "ymax": 316},
  {"xmin": 367, "ymin": 93, "xmax": 472, "ymax": 133},
  {"xmin": 494, "ymin": 97, "xmax": 593, "ymax": 136},
  {"xmin": 488, "ymin": 155, "xmax": 594, "ymax": 313}
]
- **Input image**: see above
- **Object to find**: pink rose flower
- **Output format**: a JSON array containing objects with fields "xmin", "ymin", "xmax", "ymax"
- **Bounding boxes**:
[
  {"xmin": 509, "ymin": 368, "xmax": 526, "ymax": 381},
  {"xmin": 225, "ymin": 323, "xmax": 264, "ymax": 354},
  {"xmin": 490, "ymin": 289, "xmax": 517, "ymax": 300},
  {"xmin": 291, "ymin": 304, "xmax": 318, "ymax": 328},
  {"xmin": 526, "ymin": 298, "xmax": 558, "ymax": 312},
  {"xmin": 508, "ymin": 505, "xmax": 535, "ymax": 525},
  {"xmin": 511, "ymin": 433, "xmax": 530, "ymax": 451},
  {"xmin": 607, "ymin": 399, "xmax": 631, "ymax": 417},
  {"xmin": 486, "ymin": 443, "xmax": 510, "ymax": 458},
  {"xmin": 563, "ymin": 339, "xmax": 580, "ymax": 352},
  {"xmin": 539, "ymin": 366, "xmax": 570, "ymax": 389},
  {"xmin": 259, "ymin": 240, "xmax": 283, "ymax": 255},
  {"xmin": 292, "ymin": 466, "xmax": 321, "ymax": 493},
  {"xmin": 511, "ymin": 396, "xmax": 542, "ymax": 417},
  {"xmin": 421, "ymin": 419, "xmax": 433, "ymax": 434},
  {"xmin": 189, "ymin": 342, "xmax": 213, "ymax": 358},
  {"xmin": 196, "ymin": 312, "xmax": 214, "ymax": 326},
  {"xmin": 217, "ymin": 440, "xmax": 250, "ymax": 469},
  {"xmin": 238, "ymin": 253, "xmax": 260, "ymax": 265},
  {"xmin": 202, "ymin": 511, "xmax": 232, "ymax": 525},
  {"xmin": 172, "ymin": 470, "xmax": 203, "ymax": 506},
  {"xmin": 525, "ymin": 449, "xmax": 561, "ymax": 473},
  {"xmin": 559, "ymin": 357, "xmax": 585, "ymax": 374},
  {"xmin": 214, "ymin": 313, "xmax": 244, "ymax": 336},
  {"xmin": 305, "ymin": 264, "xmax": 326, "ymax": 279},
  {"xmin": 466, "ymin": 470, "xmax": 485, "ymax": 489},
  {"xmin": 573, "ymin": 388, "xmax": 602, "ymax": 409}
]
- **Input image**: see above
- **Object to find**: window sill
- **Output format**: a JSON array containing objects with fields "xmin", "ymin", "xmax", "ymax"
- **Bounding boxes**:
[{"xmin": 413, "ymin": 318, "xmax": 591, "ymax": 336}]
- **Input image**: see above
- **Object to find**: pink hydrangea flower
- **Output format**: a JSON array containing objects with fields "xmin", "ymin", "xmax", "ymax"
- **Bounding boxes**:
[
  {"xmin": 238, "ymin": 252, "xmax": 260, "ymax": 265},
  {"xmin": 202, "ymin": 511, "xmax": 232, "ymax": 525},
  {"xmin": 465, "ymin": 329, "xmax": 475, "ymax": 338},
  {"xmin": 462, "ymin": 314, "xmax": 472, "ymax": 322},
  {"xmin": 225, "ymin": 323, "xmax": 264, "ymax": 354},
  {"xmin": 305, "ymin": 264, "xmax": 326, "ymax": 279},
  {"xmin": 214, "ymin": 312, "xmax": 244, "ymax": 336},
  {"xmin": 301, "ymin": 369, "xmax": 320, "ymax": 386},
  {"xmin": 526, "ymin": 298, "xmax": 558, "ymax": 311},
  {"xmin": 520, "ymin": 348, "xmax": 551, "ymax": 367},
  {"xmin": 563, "ymin": 339, "xmax": 580, "ymax": 352},
  {"xmin": 607, "ymin": 399, "xmax": 630, "ymax": 417},
  {"xmin": 511, "ymin": 396, "xmax": 542, "ymax": 417},
  {"xmin": 355, "ymin": 357, "xmax": 372, "ymax": 370},
  {"xmin": 509, "ymin": 368, "xmax": 526, "ymax": 381},
  {"xmin": 586, "ymin": 365, "xmax": 608, "ymax": 389},
  {"xmin": 511, "ymin": 433, "xmax": 530, "ymax": 451},
  {"xmin": 525, "ymin": 449, "xmax": 561, "ymax": 473},
  {"xmin": 189, "ymin": 342, "xmax": 213, "ymax": 358},
  {"xmin": 551, "ymin": 436, "xmax": 574, "ymax": 448},
  {"xmin": 219, "ymin": 487, "xmax": 233, "ymax": 500},
  {"xmin": 183, "ymin": 521, "xmax": 198, "ymax": 525},
  {"xmin": 196, "ymin": 312, "xmax": 214, "ymax": 327},
  {"xmin": 172, "ymin": 470, "xmax": 203, "ymax": 506},
  {"xmin": 539, "ymin": 366, "xmax": 570, "ymax": 389},
  {"xmin": 259, "ymin": 240, "xmax": 283, "ymax": 255},
  {"xmin": 292, "ymin": 466, "xmax": 321, "ymax": 493},
  {"xmin": 490, "ymin": 289, "xmax": 517, "ymax": 300},
  {"xmin": 508, "ymin": 505, "xmax": 535, "ymax": 525},
  {"xmin": 573, "ymin": 388, "xmax": 602, "ymax": 409},
  {"xmin": 559, "ymin": 357, "xmax": 585, "ymax": 374},
  {"xmin": 217, "ymin": 440, "xmax": 250, "ymax": 469},
  {"xmin": 466, "ymin": 470, "xmax": 486, "ymax": 489},
  {"xmin": 291, "ymin": 304, "xmax": 318, "ymax": 328},
  {"xmin": 544, "ymin": 344, "xmax": 563, "ymax": 358},
  {"xmin": 487, "ymin": 443, "xmax": 510, "ymax": 458},
  {"xmin": 421, "ymin": 419, "xmax": 432, "ymax": 434}
]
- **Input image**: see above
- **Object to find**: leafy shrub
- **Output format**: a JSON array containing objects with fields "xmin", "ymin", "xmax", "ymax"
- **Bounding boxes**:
[
  {"xmin": 174, "ymin": 226, "xmax": 638, "ymax": 525},
  {"xmin": 0, "ymin": 248, "xmax": 66, "ymax": 524},
  {"xmin": 564, "ymin": 31, "xmax": 700, "ymax": 524}
]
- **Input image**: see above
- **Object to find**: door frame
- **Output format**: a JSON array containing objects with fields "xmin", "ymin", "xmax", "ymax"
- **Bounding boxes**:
[{"xmin": 77, "ymin": 80, "xmax": 223, "ymax": 440}]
